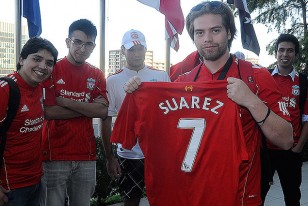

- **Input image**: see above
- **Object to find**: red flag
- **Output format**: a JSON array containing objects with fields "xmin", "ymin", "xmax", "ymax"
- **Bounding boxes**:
[{"xmin": 137, "ymin": 0, "xmax": 184, "ymax": 51}]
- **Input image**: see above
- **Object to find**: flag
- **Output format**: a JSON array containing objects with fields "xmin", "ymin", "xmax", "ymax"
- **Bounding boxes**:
[
  {"xmin": 230, "ymin": 0, "xmax": 260, "ymax": 56},
  {"xmin": 137, "ymin": 0, "xmax": 184, "ymax": 51},
  {"xmin": 22, "ymin": 0, "xmax": 42, "ymax": 37}
]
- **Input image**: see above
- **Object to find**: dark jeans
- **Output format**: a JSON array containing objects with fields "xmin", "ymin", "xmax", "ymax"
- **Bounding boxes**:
[
  {"xmin": 261, "ymin": 149, "xmax": 302, "ymax": 206},
  {"xmin": 5, "ymin": 182, "xmax": 41, "ymax": 206}
]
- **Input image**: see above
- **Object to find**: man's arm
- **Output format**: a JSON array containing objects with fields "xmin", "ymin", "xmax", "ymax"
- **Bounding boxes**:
[
  {"xmin": 44, "ymin": 105, "xmax": 82, "ymax": 120},
  {"xmin": 44, "ymin": 95, "xmax": 108, "ymax": 119},
  {"xmin": 227, "ymin": 77, "xmax": 293, "ymax": 150},
  {"xmin": 0, "ymin": 186, "xmax": 8, "ymax": 205},
  {"xmin": 101, "ymin": 116, "xmax": 121, "ymax": 178},
  {"xmin": 56, "ymin": 95, "xmax": 108, "ymax": 118}
]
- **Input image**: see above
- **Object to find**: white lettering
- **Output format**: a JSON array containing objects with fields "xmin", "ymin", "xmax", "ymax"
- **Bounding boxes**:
[
  {"xmin": 179, "ymin": 97, "xmax": 190, "ymax": 110},
  {"xmin": 159, "ymin": 96, "xmax": 225, "ymax": 115},
  {"xmin": 60, "ymin": 89, "xmax": 85, "ymax": 98},
  {"xmin": 24, "ymin": 116, "xmax": 44, "ymax": 126},
  {"xmin": 211, "ymin": 101, "xmax": 224, "ymax": 114},
  {"xmin": 202, "ymin": 97, "xmax": 211, "ymax": 110},
  {"xmin": 191, "ymin": 96, "xmax": 200, "ymax": 109},
  {"xmin": 20, "ymin": 123, "xmax": 43, "ymax": 133},
  {"xmin": 159, "ymin": 102, "xmax": 170, "ymax": 114},
  {"xmin": 166, "ymin": 98, "xmax": 179, "ymax": 111}
]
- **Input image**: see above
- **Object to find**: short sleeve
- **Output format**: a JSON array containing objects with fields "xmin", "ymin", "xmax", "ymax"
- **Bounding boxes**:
[
  {"xmin": 255, "ymin": 68, "xmax": 291, "ymax": 122},
  {"xmin": 92, "ymin": 69, "xmax": 108, "ymax": 101},
  {"xmin": 42, "ymin": 78, "xmax": 57, "ymax": 106}
]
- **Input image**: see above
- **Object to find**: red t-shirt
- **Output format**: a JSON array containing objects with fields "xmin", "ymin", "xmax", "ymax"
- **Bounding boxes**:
[
  {"xmin": 269, "ymin": 72, "xmax": 308, "ymax": 149},
  {"xmin": 42, "ymin": 57, "xmax": 107, "ymax": 161},
  {"xmin": 0, "ymin": 73, "xmax": 43, "ymax": 190},
  {"xmin": 111, "ymin": 81, "xmax": 249, "ymax": 206},
  {"xmin": 176, "ymin": 57, "xmax": 290, "ymax": 205}
]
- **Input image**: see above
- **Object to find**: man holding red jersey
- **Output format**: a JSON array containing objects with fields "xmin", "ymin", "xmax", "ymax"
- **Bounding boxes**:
[
  {"xmin": 102, "ymin": 29, "xmax": 170, "ymax": 206},
  {"xmin": 41, "ymin": 19, "xmax": 108, "ymax": 206},
  {"xmin": 261, "ymin": 34, "xmax": 308, "ymax": 206},
  {"xmin": 121, "ymin": 1, "xmax": 294, "ymax": 205},
  {"xmin": 0, "ymin": 37, "xmax": 58, "ymax": 206}
]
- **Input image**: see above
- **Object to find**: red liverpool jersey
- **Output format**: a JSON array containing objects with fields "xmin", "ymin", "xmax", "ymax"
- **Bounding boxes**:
[
  {"xmin": 269, "ymin": 71, "xmax": 308, "ymax": 149},
  {"xmin": 176, "ymin": 58, "xmax": 290, "ymax": 206},
  {"xmin": 42, "ymin": 57, "xmax": 107, "ymax": 161},
  {"xmin": 0, "ymin": 73, "xmax": 43, "ymax": 190},
  {"xmin": 111, "ymin": 81, "xmax": 248, "ymax": 206}
]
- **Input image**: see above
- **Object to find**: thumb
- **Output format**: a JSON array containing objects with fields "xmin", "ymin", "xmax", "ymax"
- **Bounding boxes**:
[{"xmin": 227, "ymin": 77, "xmax": 237, "ymax": 84}]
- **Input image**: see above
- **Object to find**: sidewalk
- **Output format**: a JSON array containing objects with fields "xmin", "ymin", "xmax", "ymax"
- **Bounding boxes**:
[
  {"xmin": 110, "ymin": 161, "xmax": 308, "ymax": 206},
  {"xmin": 264, "ymin": 161, "xmax": 308, "ymax": 205}
]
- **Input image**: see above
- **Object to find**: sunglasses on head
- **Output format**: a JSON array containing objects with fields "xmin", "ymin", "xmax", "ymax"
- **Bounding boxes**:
[{"xmin": 191, "ymin": 1, "xmax": 224, "ymax": 12}]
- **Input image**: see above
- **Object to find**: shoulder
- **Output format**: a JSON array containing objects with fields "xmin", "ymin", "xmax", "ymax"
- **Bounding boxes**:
[
  {"xmin": 84, "ymin": 62, "xmax": 102, "ymax": 73},
  {"xmin": 145, "ymin": 66, "xmax": 166, "ymax": 72},
  {"xmin": 107, "ymin": 69, "xmax": 125, "ymax": 82},
  {"xmin": 144, "ymin": 66, "xmax": 170, "ymax": 82},
  {"xmin": 0, "ymin": 78, "xmax": 10, "ymax": 90},
  {"xmin": 54, "ymin": 57, "xmax": 65, "ymax": 67},
  {"xmin": 175, "ymin": 63, "xmax": 202, "ymax": 82},
  {"xmin": 246, "ymin": 62, "xmax": 271, "ymax": 76},
  {"xmin": 106, "ymin": 69, "xmax": 126, "ymax": 87},
  {"xmin": 0, "ymin": 74, "xmax": 18, "ymax": 88},
  {"xmin": 108, "ymin": 69, "xmax": 124, "ymax": 77}
]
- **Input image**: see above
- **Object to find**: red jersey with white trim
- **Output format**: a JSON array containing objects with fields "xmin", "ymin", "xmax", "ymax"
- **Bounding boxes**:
[
  {"xmin": 176, "ymin": 57, "xmax": 290, "ymax": 205},
  {"xmin": 0, "ymin": 73, "xmax": 43, "ymax": 190},
  {"xmin": 111, "ymin": 81, "xmax": 248, "ymax": 206},
  {"xmin": 42, "ymin": 57, "xmax": 107, "ymax": 161},
  {"xmin": 269, "ymin": 68, "xmax": 308, "ymax": 149}
]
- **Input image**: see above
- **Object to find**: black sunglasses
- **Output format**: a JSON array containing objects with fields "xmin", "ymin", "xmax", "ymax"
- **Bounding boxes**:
[{"xmin": 191, "ymin": 1, "xmax": 224, "ymax": 12}]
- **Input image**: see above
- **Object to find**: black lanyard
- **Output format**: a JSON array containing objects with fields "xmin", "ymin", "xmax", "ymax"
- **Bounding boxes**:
[{"xmin": 193, "ymin": 54, "xmax": 233, "ymax": 82}]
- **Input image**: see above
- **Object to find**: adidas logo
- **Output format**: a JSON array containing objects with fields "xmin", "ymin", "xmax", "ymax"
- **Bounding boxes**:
[
  {"xmin": 57, "ymin": 79, "xmax": 65, "ymax": 84},
  {"xmin": 21, "ymin": 105, "xmax": 29, "ymax": 112}
]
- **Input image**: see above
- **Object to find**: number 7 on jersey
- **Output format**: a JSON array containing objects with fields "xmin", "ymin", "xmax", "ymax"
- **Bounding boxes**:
[{"xmin": 178, "ymin": 118, "xmax": 205, "ymax": 172}]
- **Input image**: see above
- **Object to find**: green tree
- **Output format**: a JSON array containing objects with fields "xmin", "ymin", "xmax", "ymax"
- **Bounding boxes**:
[{"xmin": 246, "ymin": 0, "xmax": 308, "ymax": 71}]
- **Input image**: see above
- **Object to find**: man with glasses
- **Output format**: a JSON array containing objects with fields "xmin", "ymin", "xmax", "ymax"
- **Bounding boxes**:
[
  {"xmin": 41, "ymin": 19, "xmax": 108, "ymax": 206},
  {"xmin": 119, "ymin": 1, "xmax": 293, "ymax": 205}
]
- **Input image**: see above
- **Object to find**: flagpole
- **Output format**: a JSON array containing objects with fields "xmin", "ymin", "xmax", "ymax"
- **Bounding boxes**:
[
  {"xmin": 165, "ymin": 38, "xmax": 170, "ymax": 75},
  {"xmin": 15, "ymin": 0, "xmax": 22, "ymax": 67},
  {"xmin": 100, "ymin": 0, "xmax": 106, "ymax": 74}
]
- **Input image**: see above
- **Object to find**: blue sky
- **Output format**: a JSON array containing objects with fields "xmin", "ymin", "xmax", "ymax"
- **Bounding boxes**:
[{"xmin": 0, "ymin": 0, "xmax": 277, "ymax": 69}]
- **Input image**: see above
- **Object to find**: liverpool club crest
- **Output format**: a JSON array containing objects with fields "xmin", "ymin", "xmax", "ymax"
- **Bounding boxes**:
[{"xmin": 87, "ymin": 78, "xmax": 95, "ymax": 90}]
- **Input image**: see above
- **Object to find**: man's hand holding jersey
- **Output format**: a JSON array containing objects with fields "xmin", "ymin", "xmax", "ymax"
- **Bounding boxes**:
[{"xmin": 124, "ymin": 76, "xmax": 141, "ymax": 93}]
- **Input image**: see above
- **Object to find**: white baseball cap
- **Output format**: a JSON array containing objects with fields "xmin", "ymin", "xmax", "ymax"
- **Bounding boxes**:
[{"xmin": 122, "ymin": 29, "xmax": 147, "ymax": 49}]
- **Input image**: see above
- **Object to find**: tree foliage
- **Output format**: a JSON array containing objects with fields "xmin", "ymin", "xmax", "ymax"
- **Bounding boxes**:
[{"xmin": 246, "ymin": 0, "xmax": 308, "ymax": 71}]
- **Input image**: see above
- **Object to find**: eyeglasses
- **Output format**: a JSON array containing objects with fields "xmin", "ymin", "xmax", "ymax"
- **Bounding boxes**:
[
  {"xmin": 191, "ymin": 1, "xmax": 223, "ymax": 12},
  {"xmin": 68, "ymin": 38, "xmax": 96, "ymax": 50}
]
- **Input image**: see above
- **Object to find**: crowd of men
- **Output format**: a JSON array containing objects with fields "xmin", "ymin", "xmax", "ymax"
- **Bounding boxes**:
[{"xmin": 0, "ymin": 1, "xmax": 307, "ymax": 206}]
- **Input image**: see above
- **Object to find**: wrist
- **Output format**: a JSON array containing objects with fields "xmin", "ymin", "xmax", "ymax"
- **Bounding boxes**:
[{"xmin": 256, "ymin": 107, "xmax": 271, "ymax": 126}]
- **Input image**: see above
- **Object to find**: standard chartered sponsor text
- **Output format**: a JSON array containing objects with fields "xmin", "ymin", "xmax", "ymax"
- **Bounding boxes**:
[{"xmin": 21, "ymin": 116, "xmax": 44, "ymax": 133}]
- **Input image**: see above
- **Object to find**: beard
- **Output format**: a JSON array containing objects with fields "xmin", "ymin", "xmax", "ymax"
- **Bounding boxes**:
[{"xmin": 198, "ymin": 40, "xmax": 229, "ymax": 61}]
